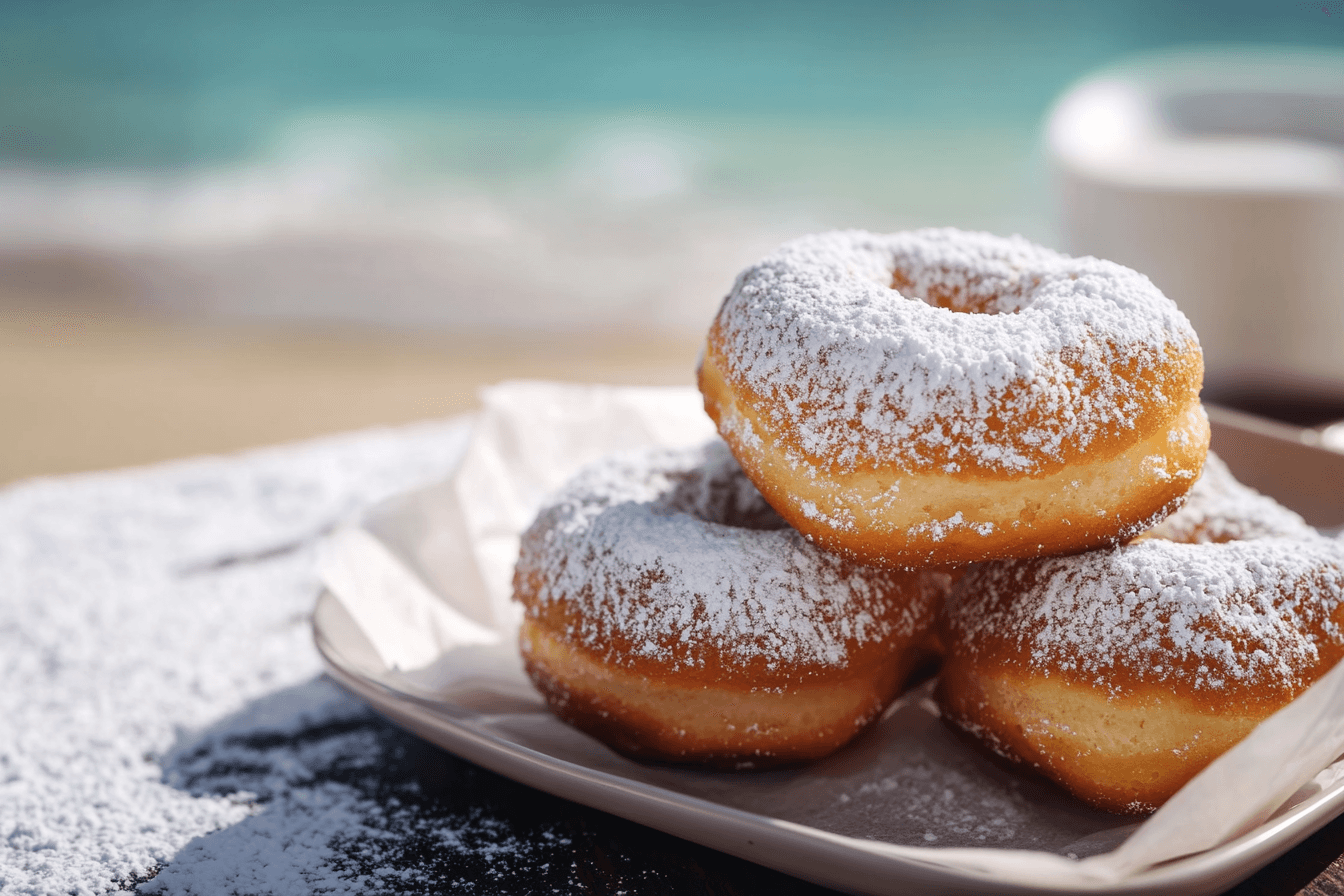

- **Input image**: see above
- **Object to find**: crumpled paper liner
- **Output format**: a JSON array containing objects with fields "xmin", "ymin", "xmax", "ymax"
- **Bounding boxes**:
[{"xmin": 317, "ymin": 380, "xmax": 1344, "ymax": 888}]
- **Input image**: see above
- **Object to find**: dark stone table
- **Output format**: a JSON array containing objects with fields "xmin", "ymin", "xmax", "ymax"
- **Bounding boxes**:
[{"xmin": 141, "ymin": 682, "xmax": 1344, "ymax": 895}]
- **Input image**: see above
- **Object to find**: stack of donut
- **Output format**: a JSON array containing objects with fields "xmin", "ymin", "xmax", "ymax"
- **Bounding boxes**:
[{"xmin": 513, "ymin": 228, "xmax": 1344, "ymax": 810}]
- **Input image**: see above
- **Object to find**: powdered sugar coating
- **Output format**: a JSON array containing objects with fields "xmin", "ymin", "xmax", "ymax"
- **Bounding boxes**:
[
  {"xmin": 1142, "ymin": 453, "xmax": 1315, "ymax": 544},
  {"xmin": 945, "ymin": 535, "xmax": 1344, "ymax": 700},
  {"xmin": 514, "ymin": 440, "xmax": 940, "ymax": 676},
  {"xmin": 709, "ymin": 228, "xmax": 1200, "ymax": 475}
]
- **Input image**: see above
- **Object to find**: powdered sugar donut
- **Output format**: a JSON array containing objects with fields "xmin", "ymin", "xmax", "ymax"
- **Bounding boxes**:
[
  {"xmin": 513, "ymin": 439, "xmax": 950, "ymax": 768},
  {"xmin": 937, "ymin": 461, "xmax": 1344, "ymax": 813},
  {"xmin": 699, "ymin": 228, "xmax": 1208, "ymax": 569}
]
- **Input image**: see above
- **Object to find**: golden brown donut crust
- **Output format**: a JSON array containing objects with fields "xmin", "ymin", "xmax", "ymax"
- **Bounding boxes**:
[
  {"xmin": 701, "ymin": 349, "xmax": 1208, "ymax": 568},
  {"xmin": 936, "ymin": 464, "xmax": 1344, "ymax": 813},
  {"xmin": 699, "ymin": 228, "xmax": 1209, "ymax": 569},
  {"xmin": 513, "ymin": 440, "xmax": 951, "ymax": 767},
  {"xmin": 520, "ymin": 616, "xmax": 925, "ymax": 767}
]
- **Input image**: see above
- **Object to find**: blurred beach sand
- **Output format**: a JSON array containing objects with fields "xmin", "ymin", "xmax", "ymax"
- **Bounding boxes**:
[
  {"xmin": 0, "ymin": 266, "xmax": 699, "ymax": 485},
  {"xmin": 0, "ymin": 116, "xmax": 1042, "ymax": 486}
]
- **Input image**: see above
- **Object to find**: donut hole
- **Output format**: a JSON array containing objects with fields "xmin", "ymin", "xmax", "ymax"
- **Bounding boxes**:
[{"xmin": 890, "ymin": 267, "xmax": 1037, "ymax": 315}]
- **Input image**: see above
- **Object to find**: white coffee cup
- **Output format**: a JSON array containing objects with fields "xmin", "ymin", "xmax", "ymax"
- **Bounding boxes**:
[{"xmin": 1047, "ymin": 48, "xmax": 1344, "ymax": 388}]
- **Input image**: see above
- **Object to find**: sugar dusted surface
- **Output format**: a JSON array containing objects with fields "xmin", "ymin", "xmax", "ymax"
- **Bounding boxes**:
[
  {"xmin": 515, "ymin": 440, "xmax": 936, "ymax": 674},
  {"xmin": 710, "ymin": 228, "xmax": 1199, "ymax": 474},
  {"xmin": 1143, "ymin": 453, "xmax": 1316, "ymax": 544},
  {"xmin": 945, "ymin": 460, "xmax": 1344, "ymax": 697},
  {"xmin": 0, "ymin": 421, "xmax": 508, "ymax": 895},
  {"xmin": 1020, "ymin": 539, "xmax": 1344, "ymax": 691}
]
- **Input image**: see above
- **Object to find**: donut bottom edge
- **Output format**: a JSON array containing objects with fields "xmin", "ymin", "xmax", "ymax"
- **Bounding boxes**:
[
  {"xmin": 701, "ymin": 354, "xmax": 1210, "ymax": 568},
  {"xmin": 520, "ymin": 618, "xmax": 927, "ymax": 769},
  {"xmin": 935, "ymin": 658, "xmax": 1266, "ymax": 815}
]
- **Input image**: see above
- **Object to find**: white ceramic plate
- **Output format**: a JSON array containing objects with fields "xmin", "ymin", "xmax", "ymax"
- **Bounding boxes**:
[
  {"xmin": 314, "ymin": 404, "xmax": 1344, "ymax": 895},
  {"xmin": 313, "ymin": 587, "xmax": 1344, "ymax": 895}
]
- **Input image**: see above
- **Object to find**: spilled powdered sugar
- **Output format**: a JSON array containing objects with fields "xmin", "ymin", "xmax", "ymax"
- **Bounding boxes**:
[
  {"xmin": 1, "ymin": 420, "xmax": 627, "ymax": 895},
  {"xmin": 669, "ymin": 688, "xmax": 1127, "ymax": 856},
  {"xmin": 711, "ymin": 228, "xmax": 1198, "ymax": 474},
  {"xmin": 515, "ymin": 439, "xmax": 936, "ymax": 673},
  {"xmin": 142, "ymin": 679, "xmax": 613, "ymax": 896},
  {"xmin": 833, "ymin": 759, "xmax": 1034, "ymax": 846}
]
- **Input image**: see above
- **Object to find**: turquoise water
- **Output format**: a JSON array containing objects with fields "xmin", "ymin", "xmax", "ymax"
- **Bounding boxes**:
[
  {"xmin": 3, "ymin": 0, "xmax": 1341, "ymax": 169},
  {"xmin": 2, "ymin": 1, "xmax": 1339, "ymax": 331}
]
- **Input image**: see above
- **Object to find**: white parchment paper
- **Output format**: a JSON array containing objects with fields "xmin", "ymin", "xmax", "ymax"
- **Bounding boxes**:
[{"xmin": 317, "ymin": 380, "xmax": 1344, "ymax": 888}]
